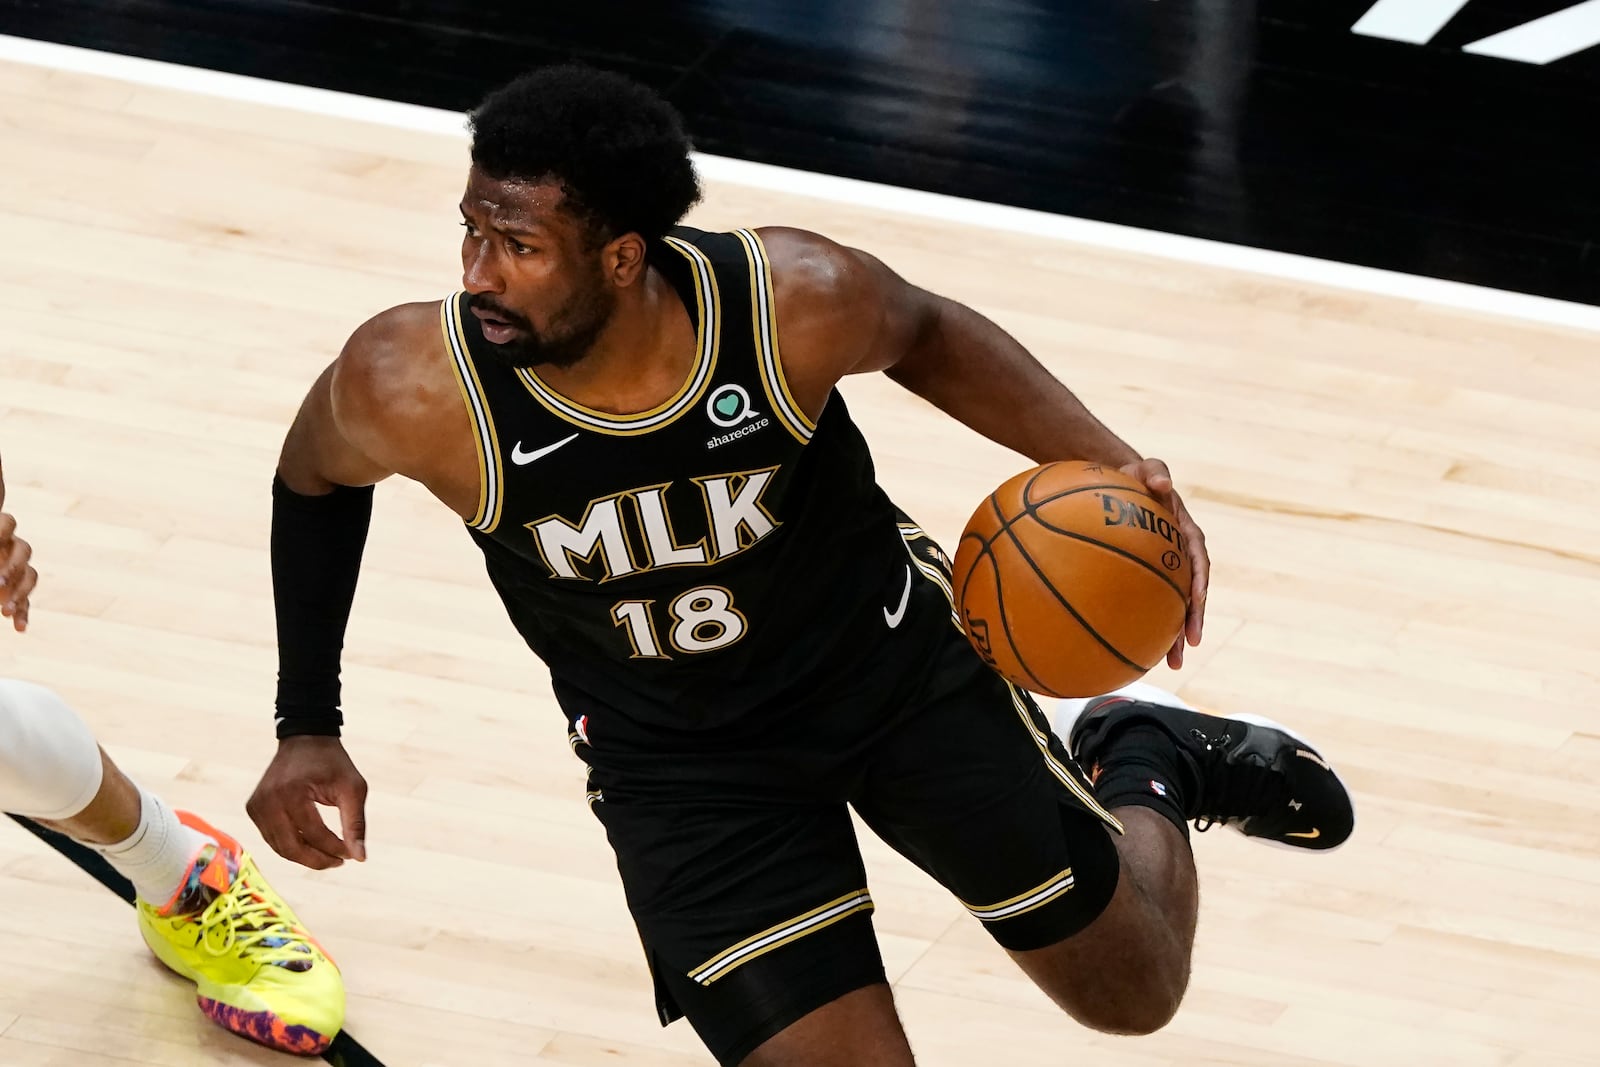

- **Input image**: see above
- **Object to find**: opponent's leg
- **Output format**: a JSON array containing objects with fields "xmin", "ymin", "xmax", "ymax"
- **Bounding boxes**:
[
  {"xmin": 0, "ymin": 676, "xmax": 114, "ymax": 826},
  {"xmin": 0, "ymin": 678, "xmax": 345, "ymax": 1054},
  {"xmin": 0, "ymin": 678, "xmax": 214, "ymax": 896},
  {"xmin": 35, "ymin": 747, "xmax": 141, "ymax": 843}
]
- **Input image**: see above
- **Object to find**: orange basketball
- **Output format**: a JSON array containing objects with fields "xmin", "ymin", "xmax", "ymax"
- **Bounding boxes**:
[{"xmin": 951, "ymin": 461, "xmax": 1192, "ymax": 698}]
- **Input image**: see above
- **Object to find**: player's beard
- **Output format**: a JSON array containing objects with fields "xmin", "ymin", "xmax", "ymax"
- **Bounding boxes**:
[{"xmin": 468, "ymin": 283, "xmax": 616, "ymax": 371}]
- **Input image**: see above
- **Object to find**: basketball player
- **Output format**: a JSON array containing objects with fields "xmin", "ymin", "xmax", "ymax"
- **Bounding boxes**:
[
  {"xmin": 0, "ymin": 456, "xmax": 345, "ymax": 1055},
  {"xmin": 247, "ymin": 65, "xmax": 1355, "ymax": 1066}
]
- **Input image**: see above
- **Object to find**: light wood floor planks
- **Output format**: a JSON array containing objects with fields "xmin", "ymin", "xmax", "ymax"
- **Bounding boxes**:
[{"xmin": 0, "ymin": 58, "xmax": 1596, "ymax": 1067}]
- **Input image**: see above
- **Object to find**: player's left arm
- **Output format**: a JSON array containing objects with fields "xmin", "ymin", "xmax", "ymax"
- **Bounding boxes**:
[
  {"xmin": 760, "ymin": 226, "xmax": 1206, "ymax": 664},
  {"xmin": 0, "ymin": 452, "xmax": 38, "ymax": 632}
]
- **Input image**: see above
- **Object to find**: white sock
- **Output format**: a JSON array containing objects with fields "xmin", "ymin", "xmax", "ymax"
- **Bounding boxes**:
[
  {"xmin": 1052, "ymin": 679, "xmax": 1195, "ymax": 740},
  {"xmin": 1106, "ymin": 679, "xmax": 1195, "ymax": 711},
  {"xmin": 96, "ymin": 787, "xmax": 215, "ymax": 909}
]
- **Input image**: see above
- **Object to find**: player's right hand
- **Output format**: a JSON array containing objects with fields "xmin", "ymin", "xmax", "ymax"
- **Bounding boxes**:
[
  {"xmin": 247, "ymin": 736, "xmax": 369, "ymax": 869},
  {"xmin": 1119, "ymin": 457, "xmax": 1207, "ymax": 669},
  {"xmin": 0, "ymin": 512, "xmax": 37, "ymax": 633}
]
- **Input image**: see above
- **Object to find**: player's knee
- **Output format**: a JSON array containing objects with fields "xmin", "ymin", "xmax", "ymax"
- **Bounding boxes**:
[
  {"xmin": 1065, "ymin": 982, "xmax": 1182, "ymax": 1036},
  {"xmin": 0, "ymin": 678, "xmax": 104, "ymax": 820},
  {"xmin": 1040, "ymin": 956, "xmax": 1186, "ymax": 1036}
]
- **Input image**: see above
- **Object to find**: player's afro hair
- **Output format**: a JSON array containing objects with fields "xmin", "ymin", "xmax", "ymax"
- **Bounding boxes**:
[{"xmin": 469, "ymin": 64, "xmax": 702, "ymax": 243}]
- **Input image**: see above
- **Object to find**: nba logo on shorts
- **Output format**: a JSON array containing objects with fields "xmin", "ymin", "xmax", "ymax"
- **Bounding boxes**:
[
  {"xmin": 1149, "ymin": 779, "xmax": 1168, "ymax": 797},
  {"xmin": 575, "ymin": 714, "xmax": 591, "ymax": 744}
]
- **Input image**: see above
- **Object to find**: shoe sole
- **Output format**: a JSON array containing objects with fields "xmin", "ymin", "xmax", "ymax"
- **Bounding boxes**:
[{"xmin": 138, "ymin": 914, "xmax": 337, "ymax": 1053}]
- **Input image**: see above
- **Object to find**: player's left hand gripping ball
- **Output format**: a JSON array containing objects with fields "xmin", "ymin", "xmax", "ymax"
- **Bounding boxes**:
[{"xmin": 1120, "ymin": 458, "xmax": 1207, "ymax": 669}]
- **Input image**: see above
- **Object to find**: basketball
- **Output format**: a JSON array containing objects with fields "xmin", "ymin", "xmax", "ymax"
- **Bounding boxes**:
[{"xmin": 951, "ymin": 461, "xmax": 1192, "ymax": 698}]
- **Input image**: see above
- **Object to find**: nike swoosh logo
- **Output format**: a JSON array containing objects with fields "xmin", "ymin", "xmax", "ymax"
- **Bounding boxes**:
[
  {"xmin": 511, "ymin": 433, "xmax": 580, "ymax": 465},
  {"xmin": 1286, "ymin": 828, "xmax": 1321, "ymax": 840},
  {"xmin": 1296, "ymin": 748, "xmax": 1332, "ymax": 772},
  {"xmin": 883, "ymin": 565, "xmax": 912, "ymax": 629}
]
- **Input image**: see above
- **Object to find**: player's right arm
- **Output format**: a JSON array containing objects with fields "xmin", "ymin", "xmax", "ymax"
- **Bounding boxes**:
[{"xmin": 248, "ymin": 304, "xmax": 437, "ymax": 871}]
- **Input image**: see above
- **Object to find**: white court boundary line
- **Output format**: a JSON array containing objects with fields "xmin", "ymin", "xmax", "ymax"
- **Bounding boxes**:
[{"xmin": 3, "ymin": 32, "xmax": 1597, "ymax": 335}]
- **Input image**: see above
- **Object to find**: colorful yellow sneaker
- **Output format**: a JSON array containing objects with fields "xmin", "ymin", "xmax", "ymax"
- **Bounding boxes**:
[{"xmin": 136, "ymin": 812, "xmax": 345, "ymax": 1055}]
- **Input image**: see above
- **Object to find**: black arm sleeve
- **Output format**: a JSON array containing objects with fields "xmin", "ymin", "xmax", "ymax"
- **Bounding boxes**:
[{"xmin": 270, "ymin": 474, "xmax": 375, "ymax": 739}]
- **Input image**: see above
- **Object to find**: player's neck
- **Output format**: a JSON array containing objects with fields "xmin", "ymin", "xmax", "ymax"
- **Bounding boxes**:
[{"xmin": 531, "ymin": 266, "xmax": 695, "ymax": 416}]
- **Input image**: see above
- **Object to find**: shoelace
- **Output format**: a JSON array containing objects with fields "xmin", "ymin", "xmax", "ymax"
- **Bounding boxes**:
[
  {"xmin": 193, "ymin": 866, "xmax": 316, "ymax": 970},
  {"xmin": 1188, "ymin": 727, "xmax": 1288, "ymax": 833}
]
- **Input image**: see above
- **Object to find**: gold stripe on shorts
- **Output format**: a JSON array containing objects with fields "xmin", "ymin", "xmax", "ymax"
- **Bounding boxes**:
[
  {"xmin": 959, "ymin": 867, "xmax": 1077, "ymax": 922},
  {"xmin": 897, "ymin": 523, "xmax": 963, "ymax": 630},
  {"xmin": 1005, "ymin": 683, "xmax": 1124, "ymax": 834},
  {"xmin": 687, "ymin": 889, "xmax": 873, "ymax": 986}
]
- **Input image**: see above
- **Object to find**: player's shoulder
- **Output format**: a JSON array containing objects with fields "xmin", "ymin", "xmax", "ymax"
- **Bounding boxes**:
[
  {"xmin": 334, "ymin": 302, "xmax": 442, "ymax": 384},
  {"xmin": 751, "ymin": 226, "xmax": 890, "ymax": 344},
  {"xmin": 329, "ymin": 301, "xmax": 449, "ymax": 435},
  {"xmin": 753, "ymin": 227, "xmax": 871, "ymax": 297},
  {"xmin": 340, "ymin": 301, "xmax": 442, "ymax": 364}
]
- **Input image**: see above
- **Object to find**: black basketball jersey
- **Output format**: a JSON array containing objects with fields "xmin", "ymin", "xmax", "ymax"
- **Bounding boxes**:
[{"xmin": 439, "ymin": 227, "xmax": 958, "ymax": 734}]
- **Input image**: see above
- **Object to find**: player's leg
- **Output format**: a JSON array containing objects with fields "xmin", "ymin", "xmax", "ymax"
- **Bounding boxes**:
[
  {"xmin": 851, "ymin": 646, "xmax": 1187, "ymax": 1033},
  {"xmin": 853, "ymin": 644, "xmax": 1353, "ymax": 1035},
  {"xmin": 1013, "ymin": 679, "xmax": 1354, "ymax": 1027},
  {"xmin": 584, "ymin": 766, "xmax": 915, "ymax": 1067},
  {"xmin": 690, "ymin": 981, "xmax": 913, "ymax": 1067},
  {"xmin": 0, "ymin": 677, "xmax": 345, "ymax": 1054},
  {"xmin": 1055, "ymin": 678, "xmax": 1354, "ymax": 859},
  {"xmin": 1004, "ymin": 807, "xmax": 1196, "ymax": 1033},
  {"xmin": 994, "ymin": 681, "xmax": 1203, "ymax": 1028}
]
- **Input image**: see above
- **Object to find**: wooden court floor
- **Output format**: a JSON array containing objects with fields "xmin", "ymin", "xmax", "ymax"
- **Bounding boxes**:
[{"xmin": 0, "ymin": 59, "xmax": 1596, "ymax": 1067}]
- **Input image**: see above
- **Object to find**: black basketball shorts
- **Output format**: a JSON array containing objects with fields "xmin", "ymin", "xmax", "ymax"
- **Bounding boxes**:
[{"xmin": 578, "ymin": 631, "xmax": 1123, "ymax": 1066}]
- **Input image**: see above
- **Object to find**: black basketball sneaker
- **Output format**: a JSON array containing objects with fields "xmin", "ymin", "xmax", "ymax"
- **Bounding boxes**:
[{"xmin": 1063, "ymin": 688, "xmax": 1355, "ymax": 850}]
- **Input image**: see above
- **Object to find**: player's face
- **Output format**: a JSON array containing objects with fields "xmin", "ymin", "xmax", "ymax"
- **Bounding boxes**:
[{"xmin": 459, "ymin": 169, "xmax": 617, "ymax": 369}]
